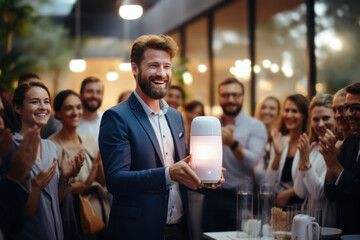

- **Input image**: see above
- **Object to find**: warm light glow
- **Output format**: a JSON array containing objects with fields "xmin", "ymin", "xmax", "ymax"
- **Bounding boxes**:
[
  {"xmin": 197, "ymin": 64, "xmax": 207, "ymax": 73},
  {"xmin": 106, "ymin": 71, "xmax": 118, "ymax": 82},
  {"xmin": 282, "ymin": 64, "xmax": 294, "ymax": 78},
  {"xmin": 119, "ymin": 62, "xmax": 132, "ymax": 71},
  {"xmin": 119, "ymin": 5, "xmax": 143, "ymax": 20},
  {"xmin": 254, "ymin": 65, "xmax": 261, "ymax": 74},
  {"xmin": 316, "ymin": 83, "xmax": 324, "ymax": 92},
  {"xmin": 270, "ymin": 64, "xmax": 279, "ymax": 73},
  {"xmin": 262, "ymin": 60, "xmax": 271, "ymax": 68},
  {"xmin": 329, "ymin": 38, "xmax": 342, "ymax": 51},
  {"xmin": 258, "ymin": 79, "xmax": 273, "ymax": 91},
  {"xmin": 69, "ymin": 59, "xmax": 86, "ymax": 72},
  {"xmin": 183, "ymin": 71, "xmax": 193, "ymax": 85},
  {"xmin": 230, "ymin": 60, "xmax": 251, "ymax": 79}
]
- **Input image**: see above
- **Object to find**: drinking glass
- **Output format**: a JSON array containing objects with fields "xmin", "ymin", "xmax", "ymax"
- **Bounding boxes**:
[
  {"xmin": 236, "ymin": 181, "xmax": 254, "ymax": 238},
  {"xmin": 258, "ymin": 183, "xmax": 274, "ymax": 239}
]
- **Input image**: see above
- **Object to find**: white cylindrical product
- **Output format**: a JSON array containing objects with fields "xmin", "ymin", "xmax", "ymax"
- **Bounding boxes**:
[{"xmin": 190, "ymin": 116, "xmax": 222, "ymax": 183}]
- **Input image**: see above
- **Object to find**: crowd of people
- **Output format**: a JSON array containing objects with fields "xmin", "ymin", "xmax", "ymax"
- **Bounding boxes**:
[{"xmin": 0, "ymin": 34, "xmax": 360, "ymax": 240}]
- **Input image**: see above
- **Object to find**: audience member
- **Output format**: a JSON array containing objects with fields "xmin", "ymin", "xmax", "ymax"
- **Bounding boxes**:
[
  {"xmin": 265, "ymin": 94, "xmax": 309, "ymax": 208},
  {"xmin": 332, "ymin": 88, "xmax": 352, "ymax": 148},
  {"xmin": 77, "ymin": 77, "xmax": 104, "ymax": 144},
  {"xmin": 254, "ymin": 96, "xmax": 281, "ymax": 185},
  {"xmin": 164, "ymin": 84, "xmax": 185, "ymax": 110},
  {"xmin": 117, "ymin": 90, "xmax": 132, "ymax": 103},
  {"xmin": 294, "ymin": 94, "xmax": 336, "ymax": 227},
  {"xmin": 99, "ymin": 34, "xmax": 224, "ymax": 240},
  {"xmin": 17, "ymin": 73, "xmax": 62, "ymax": 138},
  {"xmin": 49, "ymin": 90, "xmax": 110, "ymax": 238},
  {"xmin": 1, "ymin": 81, "xmax": 84, "ymax": 239},
  {"xmin": 0, "ymin": 87, "xmax": 20, "ymax": 132},
  {"xmin": 203, "ymin": 77, "xmax": 267, "ymax": 232},
  {"xmin": 183, "ymin": 100, "xmax": 205, "ymax": 146},
  {"xmin": 183, "ymin": 99, "xmax": 205, "ymax": 240},
  {"xmin": 321, "ymin": 83, "xmax": 360, "ymax": 234}
]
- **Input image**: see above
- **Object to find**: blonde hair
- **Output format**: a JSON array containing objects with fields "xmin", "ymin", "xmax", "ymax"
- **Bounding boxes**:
[
  {"xmin": 308, "ymin": 94, "xmax": 333, "ymax": 143},
  {"xmin": 254, "ymin": 96, "xmax": 281, "ymax": 132}
]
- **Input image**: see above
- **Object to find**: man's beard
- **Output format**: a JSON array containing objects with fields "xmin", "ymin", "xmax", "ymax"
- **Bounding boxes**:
[
  {"xmin": 138, "ymin": 68, "xmax": 170, "ymax": 99},
  {"xmin": 221, "ymin": 103, "xmax": 242, "ymax": 116},
  {"xmin": 82, "ymin": 99, "xmax": 101, "ymax": 112}
]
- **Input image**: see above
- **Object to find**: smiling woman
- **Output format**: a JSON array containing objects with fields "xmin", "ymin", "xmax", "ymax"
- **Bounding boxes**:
[{"xmin": 1, "ymin": 81, "xmax": 84, "ymax": 239}]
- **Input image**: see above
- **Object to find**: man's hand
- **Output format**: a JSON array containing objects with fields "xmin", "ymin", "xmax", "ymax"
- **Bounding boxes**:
[
  {"xmin": 7, "ymin": 126, "xmax": 40, "ymax": 185},
  {"xmin": 169, "ymin": 155, "xmax": 202, "ymax": 190},
  {"xmin": 221, "ymin": 125, "xmax": 235, "ymax": 146},
  {"xmin": 319, "ymin": 129, "xmax": 343, "ymax": 179}
]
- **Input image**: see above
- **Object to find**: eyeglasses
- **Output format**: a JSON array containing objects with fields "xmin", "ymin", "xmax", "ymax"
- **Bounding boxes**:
[
  {"xmin": 344, "ymin": 103, "xmax": 360, "ymax": 113},
  {"xmin": 220, "ymin": 93, "xmax": 243, "ymax": 99}
]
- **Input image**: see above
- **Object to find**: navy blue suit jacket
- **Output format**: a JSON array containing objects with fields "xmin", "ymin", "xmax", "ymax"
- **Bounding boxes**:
[
  {"xmin": 324, "ymin": 134, "xmax": 360, "ymax": 234},
  {"xmin": 99, "ymin": 93, "xmax": 190, "ymax": 240}
]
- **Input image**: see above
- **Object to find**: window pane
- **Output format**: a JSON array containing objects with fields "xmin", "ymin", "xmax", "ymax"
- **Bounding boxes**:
[
  {"xmin": 213, "ymin": 0, "xmax": 250, "ymax": 115},
  {"xmin": 315, "ymin": 0, "xmax": 360, "ymax": 93},
  {"xmin": 184, "ymin": 17, "xmax": 210, "ymax": 113},
  {"xmin": 256, "ymin": 0, "xmax": 306, "ymax": 104}
]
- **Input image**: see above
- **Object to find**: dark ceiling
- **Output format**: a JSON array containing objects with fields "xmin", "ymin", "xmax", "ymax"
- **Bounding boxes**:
[{"xmin": 54, "ymin": 0, "xmax": 160, "ymax": 38}]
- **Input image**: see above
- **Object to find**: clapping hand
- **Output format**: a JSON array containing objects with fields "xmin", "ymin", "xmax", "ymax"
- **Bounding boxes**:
[
  {"xmin": 32, "ymin": 158, "xmax": 57, "ymax": 190},
  {"xmin": 84, "ymin": 151, "xmax": 100, "ymax": 187},
  {"xmin": 59, "ymin": 148, "xmax": 85, "ymax": 182},
  {"xmin": 319, "ymin": 129, "xmax": 343, "ymax": 179},
  {"xmin": 222, "ymin": 125, "xmax": 235, "ymax": 146},
  {"xmin": 271, "ymin": 129, "xmax": 284, "ymax": 157},
  {"xmin": 298, "ymin": 133, "xmax": 315, "ymax": 170},
  {"xmin": 7, "ymin": 126, "xmax": 40, "ymax": 185}
]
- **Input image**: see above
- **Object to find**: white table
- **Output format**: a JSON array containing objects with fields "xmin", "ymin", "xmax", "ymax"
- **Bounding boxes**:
[{"xmin": 203, "ymin": 231, "xmax": 276, "ymax": 240}]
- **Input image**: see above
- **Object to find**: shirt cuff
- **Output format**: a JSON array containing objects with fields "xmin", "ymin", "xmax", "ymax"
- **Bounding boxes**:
[
  {"xmin": 335, "ymin": 169, "xmax": 344, "ymax": 186},
  {"xmin": 165, "ymin": 167, "xmax": 175, "ymax": 188},
  {"xmin": 6, "ymin": 175, "xmax": 31, "ymax": 193}
]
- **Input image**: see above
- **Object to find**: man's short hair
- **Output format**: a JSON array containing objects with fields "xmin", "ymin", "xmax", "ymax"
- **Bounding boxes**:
[
  {"xmin": 218, "ymin": 77, "xmax": 244, "ymax": 95},
  {"xmin": 80, "ymin": 76, "xmax": 103, "ymax": 95},
  {"xmin": 169, "ymin": 85, "xmax": 185, "ymax": 100},
  {"xmin": 130, "ymin": 35, "xmax": 178, "ymax": 67},
  {"xmin": 345, "ymin": 82, "xmax": 360, "ymax": 95},
  {"xmin": 18, "ymin": 73, "xmax": 40, "ymax": 85}
]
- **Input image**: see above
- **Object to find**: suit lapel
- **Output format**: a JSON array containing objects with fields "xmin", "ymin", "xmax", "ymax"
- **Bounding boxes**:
[{"xmin": 128, "ymin": 94, "xmax": 165, "ymax": 166}]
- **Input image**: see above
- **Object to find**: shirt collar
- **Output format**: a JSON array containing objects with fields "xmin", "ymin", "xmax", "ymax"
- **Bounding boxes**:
[{"xmin": 133, "ymin": 90, "xmax": 169, "ymax": 116}]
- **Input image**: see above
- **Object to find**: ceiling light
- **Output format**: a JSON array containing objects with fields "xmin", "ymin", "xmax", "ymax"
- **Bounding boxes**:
[
  {"xmin": 106, "ymin": 71, "xmax": 119, "ymax": 82},
  {"xmin": 119, "ymin": 0, "xmax": 143, "ymax": 20},
  {"xmin": 119, "ymin": 62, "xmax": 131, "ymax": 71},
  {"xmin": 69, "ymin": 59, "xmax": 86, "ymax": 72}
]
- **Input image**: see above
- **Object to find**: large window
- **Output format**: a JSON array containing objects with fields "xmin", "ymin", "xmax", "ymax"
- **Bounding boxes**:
[
  {"xmin": 213, "ymin": 0, "xmax": 250, "ymax": 115},
  {"xmin": 315, "ymin": 0, "xmax": 360, "ymax": 93},
  {"xmin": 255, "ymin": 0, "xmax": 306, "ymax": 104},
  {"xmin": 184, "ymin": 17, "xmax": 211, "ymax": 113}
]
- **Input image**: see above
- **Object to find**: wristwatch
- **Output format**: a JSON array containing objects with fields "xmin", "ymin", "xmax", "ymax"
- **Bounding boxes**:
[{"xmin": 230, "ymin": 140, "xmax": 239, "ymax": 150}]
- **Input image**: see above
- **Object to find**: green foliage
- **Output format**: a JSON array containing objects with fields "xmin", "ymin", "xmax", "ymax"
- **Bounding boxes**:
[{"xmin": 0, "ymin": 0, "xmax": 74, "ymax": 93}]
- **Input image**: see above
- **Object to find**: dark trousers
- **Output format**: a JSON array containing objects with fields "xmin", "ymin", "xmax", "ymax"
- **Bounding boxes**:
[
  {"xmin": 202, "ymin": 189, "xmax": 237, "ymax": 232},
  {"xmin": 164, "ymin": 221, "xmax": 187, "ymax": 240}
]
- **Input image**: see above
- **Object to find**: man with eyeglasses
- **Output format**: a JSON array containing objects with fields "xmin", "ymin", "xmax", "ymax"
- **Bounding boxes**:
[
  {"xmin": 332, "ymin": 88, "xmax": 352, "ymax": 148},
  {"xmin": 321, "ymin": 82, "xmax": 360, "ymax": 235},
  {"xmin": 203, "ymin": 77, "xmax": 267, "ymax": 232}
]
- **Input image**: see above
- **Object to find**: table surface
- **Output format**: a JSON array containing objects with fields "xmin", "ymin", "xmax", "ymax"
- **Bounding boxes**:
[{"xmin": 203, "ymin": 231, "xmax": 276, "ymax": 240}]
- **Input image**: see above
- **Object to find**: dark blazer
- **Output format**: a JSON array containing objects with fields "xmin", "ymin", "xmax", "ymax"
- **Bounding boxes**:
[
  {"xmin": 0, "ymin": 177, "xmax": 29, "ymax": 240},
  {"xmin": 324, "ymin": 134, "xmax": 360, "ymax": 234},
  {"xmin": 99, "ymin": 93, "xmax": 190, "ymax": 240}
]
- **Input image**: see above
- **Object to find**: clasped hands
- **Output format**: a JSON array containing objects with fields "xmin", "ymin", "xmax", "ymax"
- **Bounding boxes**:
[{"xmin": 169, "ymin": 154, "xmax": 225, "ymax": 190}]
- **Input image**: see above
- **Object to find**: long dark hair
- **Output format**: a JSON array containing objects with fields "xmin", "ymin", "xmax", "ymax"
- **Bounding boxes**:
[{"xmin": 278, "ymin": 94, "xmax": 309, "ymax": 135}]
